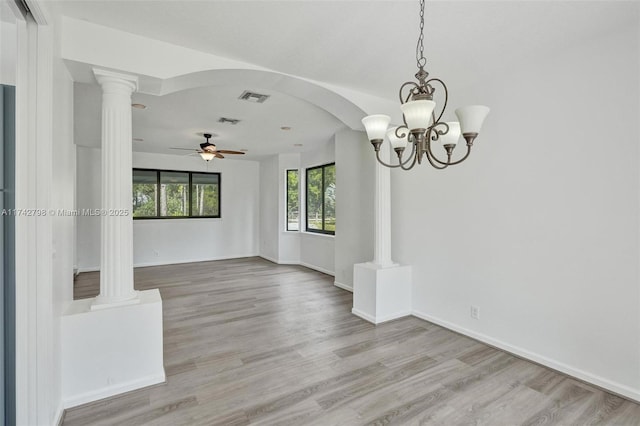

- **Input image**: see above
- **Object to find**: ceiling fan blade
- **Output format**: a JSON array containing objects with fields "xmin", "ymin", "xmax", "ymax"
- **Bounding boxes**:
[
  {"xmin": 214, "ymin": 153, "xmax": 225, "ymax": 159},
  {"xmin": 170, "ymin": 147, "xmax": 198, "ymax": 151},
  {"xmin": 216, "ymin": 150, "xmax": 245, "ymax": 155}
]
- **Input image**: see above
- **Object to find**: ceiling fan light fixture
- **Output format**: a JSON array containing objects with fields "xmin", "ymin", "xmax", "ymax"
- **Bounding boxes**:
[
  {"xmin": 199, "ymin": 152, "xmax": 215, "ymax": 162},
  {"xmin": 131, "ymin": 103, "xmax": 147, "ymax": 110}
]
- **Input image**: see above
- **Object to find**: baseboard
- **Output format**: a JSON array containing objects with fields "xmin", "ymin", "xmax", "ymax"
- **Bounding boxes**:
[
  {"xmin": 77, "ymin": 254, "xmax": 260, "ymax": 273},
  {"xmin": 352, "ymin": 308, "xmax": 411, "ymax": 325},
  {"xmin": 134, "ymin": 254, "xmax": 258, "ymax": 269},
  {"xmin": 411, "ymin": 310, "xmax": 640, "ymax": 403},
  {"xmin": 76, "ymin": 266, "xmax": 99, "ymax": 273},
  {"xmin": 54, "ymin": 402, "xmax": 64, "ymax": 426},
  {"xmin": 277, "ymin": 260, "xmax": 301, "ymax": 265},
  {"xmin": 300, "ymin": 262, "xmax": 335, "ymax": 276},
  {"xmin": 352, "ymin": 308, "xmax": 376, "ymax": 323},
  {"xmin": 259, "ymin": 254, "xmax": 279, "ymax": 264},
  {"xmin": 334, "ymin": 281, "xmax": 353, "ymax": 292},
  {"xmin": 63, "ymin": 371, "xmax": 166, "ymax": 409}
]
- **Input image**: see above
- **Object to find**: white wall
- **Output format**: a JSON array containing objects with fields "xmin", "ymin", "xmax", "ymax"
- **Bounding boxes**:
[
  {"xmin": 76, "ymin": 147, "xmax": 260, "ymax": 270},
  {"xmin": 277, "ymin": 153, "xmax": 301, "ymax": 264},
  {"xmin": 258, "ymin": 145, "xmax": 336, "ymax": 275},
  {"xmin": 299, "ymin": 139, "xmax": 336, "ymax": 275},
  {"xmin": 334, "ymin": 129, "xmax": 374, "ymax": 290},
  {"xmin": 259, "ymin": 154, "xmax": 279, "ymax": 262},
  {"xmin": 393, "ymin": 23, "xmax": 640, "ymax": 398}
]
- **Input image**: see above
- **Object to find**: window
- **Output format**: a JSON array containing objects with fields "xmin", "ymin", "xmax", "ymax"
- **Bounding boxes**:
[
  {"xmin": 286, "ymin": 169, "xmax": 299, "ymax": 231},
  {"xmin": 191, "ymin": 173, "xmax": 220, "ymax": 217},
  {"xmin": 306, "ymin": 163, "xmax": 335, "ymax": 234},
  {"xmin": 132, "ymin": 168, "xmax": 221, "ymax": 219},
  {"xmin": 132, "ymin": 169, "xmax": 158, "ymax": 217},
  {"xmin": 160, "ymin": 171, "xmax": 189, "ymax": 217}
]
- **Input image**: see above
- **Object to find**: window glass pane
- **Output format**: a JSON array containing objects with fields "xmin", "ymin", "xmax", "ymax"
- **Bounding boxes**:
[
  {"xmin": 287, "ymin": 170, "xmax": 299, "ymax": 231},
  {"xmin": 306, "ymin": 167, "xmax": 323, "ymax": 230},
  {"xmin": 323, "ymin": 164, "xmax": 336, "ymax": 232},
  {"xmin": 191, "ymin": 173, "xmax": 220, "ymax": 217},
  {"xmin": 132, "ymin": 170, "xmax": 157, "ymax": 217},
  {"xmin": 159, "ymin": 171, "xmax": 189, "ymax": 217}
]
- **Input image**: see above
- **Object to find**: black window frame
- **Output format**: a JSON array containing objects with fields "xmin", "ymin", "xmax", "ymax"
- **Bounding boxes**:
[
  {"xmin": 132, "ymin": 168, "xmax": 221, "ymax": 219},
  {"xmin": 286, "ymin": 169, "xmax": 300, "ymax": 232},
  {"xmin": 305, "ymin": 163, "xmax": 335, "ymax": 235}
]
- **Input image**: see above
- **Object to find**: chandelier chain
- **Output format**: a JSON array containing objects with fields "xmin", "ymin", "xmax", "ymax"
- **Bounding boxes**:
[{"xmin": 416, "ymin": 0, "xmax": 426, "ymax": 69}]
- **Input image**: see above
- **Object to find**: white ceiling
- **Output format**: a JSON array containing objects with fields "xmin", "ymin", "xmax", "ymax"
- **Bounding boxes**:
[
  {"xmin": 56, "ymin": 0, "xmax": 638, "ymax": 158},
  {"xmin": 74, "ymin": 82, "xmax": 348, "ymax": 159}
]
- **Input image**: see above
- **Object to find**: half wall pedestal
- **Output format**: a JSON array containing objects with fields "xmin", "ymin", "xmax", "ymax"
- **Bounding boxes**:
[
  {"xmin": 352, "ymin": 262, "xmax": 412, "ymax": 324},
  {"xmin": 61, "ymin": 289, "xmax": 165, "ymax": 408}
]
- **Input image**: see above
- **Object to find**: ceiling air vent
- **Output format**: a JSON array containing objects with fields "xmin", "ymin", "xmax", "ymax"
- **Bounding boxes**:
[
  {"xmin": 239, "ymin": 90, "xmax": 270, "ymax": 103},
  {"xmin": 218, "ymin": 117, "xmax": 241, "ymax": 125}
]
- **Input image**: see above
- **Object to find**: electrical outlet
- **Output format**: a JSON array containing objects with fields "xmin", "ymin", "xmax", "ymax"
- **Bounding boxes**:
[{"xmin": 470, "ymin": 305, "xmax": 480, "ymax": 320}]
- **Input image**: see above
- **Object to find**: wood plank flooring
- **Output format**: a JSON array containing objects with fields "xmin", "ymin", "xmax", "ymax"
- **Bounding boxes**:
[{"xmin": 64, "ymin": 257, "xmax": 640, "ymax": 425}]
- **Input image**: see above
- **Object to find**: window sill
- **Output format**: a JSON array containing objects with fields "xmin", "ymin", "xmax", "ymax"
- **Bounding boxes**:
[
  {"xmin": 301, "ymin": 231, "xmax": 335, "ymax": 239},
  {"xmin": 133, "ymin": 217, "xmax": 222, "ymax": 222}
]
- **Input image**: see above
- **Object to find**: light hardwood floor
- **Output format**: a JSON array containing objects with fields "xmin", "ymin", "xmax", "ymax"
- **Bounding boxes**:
[{"xmin": 64, "ymin": 257, "xmax": 640, "ymax": 425}]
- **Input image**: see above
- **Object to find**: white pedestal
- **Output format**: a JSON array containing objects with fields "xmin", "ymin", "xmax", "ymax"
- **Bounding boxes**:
[
  {"xmin": 352, "ymin": 262, "xmax": 412, "ymax": 324},
  {"xmin": 61, "ymin": 289, "xmax": 165, "ymax": 408}
]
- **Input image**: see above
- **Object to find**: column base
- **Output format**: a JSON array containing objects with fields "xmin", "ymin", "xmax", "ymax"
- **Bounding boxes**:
[
  {"xmin": 62, "ymin": 289, "xmax": 165, "ymax": 408},
  {"xmin": 352, "ymin": 262, "xmax": 412, "ymax": 324},
  {"xmin": 91, "ymin": 291, "xmax": 140, "ymax": 311}
]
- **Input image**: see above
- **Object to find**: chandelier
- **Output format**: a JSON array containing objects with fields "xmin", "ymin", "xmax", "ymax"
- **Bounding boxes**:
[{"xmin": 361, "ymin": 0, "xmax": 489, "ymax": 171}]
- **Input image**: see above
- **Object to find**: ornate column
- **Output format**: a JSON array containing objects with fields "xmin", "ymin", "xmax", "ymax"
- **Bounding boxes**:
[
  {"xmin": 92, "ymin": 69, "xmax": 138, "ymax": 309},
  {"xmin": 372, "ymin": 142, "xmax": 397, "ymax": 267}
]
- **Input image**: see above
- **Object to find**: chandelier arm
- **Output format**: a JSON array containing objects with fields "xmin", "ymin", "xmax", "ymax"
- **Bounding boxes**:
[
  {"xmin": 426, "ymin": 142, "xmax": 472, "ymax": 166},
  {"xmin": 375, "ymin": 150, "xmax": 403, "ymax": 168},
  {"xmin": 423, "ymin": 143, "xmax": 449, "ymax": 170},
  {"xmin": 399, "ymin": 81, "xmax": 420, "ymax": 105},
  {"xmin": 425, "ymin": 122, "xmax": 455, "ymax": 166},
  {"xmin": 393, "ymin": 126, "xmax": 418, "ymax": 167},
  {"xmin": 400, "ymin": 150, "xmax": 419, "ymax": 171},
  {"xmin": 445, "ymin": 145, "xmax": 473, "ymax": 165},
  {"xmin": 425, "ymin": 78, "xmax": 448, "ymax": 123},
  {"xmin": 398, "ymin": 139, "xmax": 418, "ymax": 166},
  {"xmin": 421, "ymin": 128, "xmax": 449, "ymax": 170}
]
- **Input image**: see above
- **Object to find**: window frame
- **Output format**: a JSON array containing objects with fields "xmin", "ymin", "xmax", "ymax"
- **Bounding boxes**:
[
  {"xmin": 305, "ymin": 162, "xmax": 335, "ymax": 235},
  {"xmin": 286, "ymin": 169, "xmax": 300, "ymax": 232},
  {"xmin": 132, "ymin": 168, "xmax": 221, "ymax": 219}
]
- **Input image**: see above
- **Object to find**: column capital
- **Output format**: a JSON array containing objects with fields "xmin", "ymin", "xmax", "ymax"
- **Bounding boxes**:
[{"xmin": 93, "ymin": 68, "xmax": 138, "ymax": 93}]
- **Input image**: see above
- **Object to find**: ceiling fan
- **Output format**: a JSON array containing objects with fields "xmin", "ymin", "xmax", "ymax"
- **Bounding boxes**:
[{"xmin": 170, "ymin": 133, "xmax": 245, "ymax": 162}]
